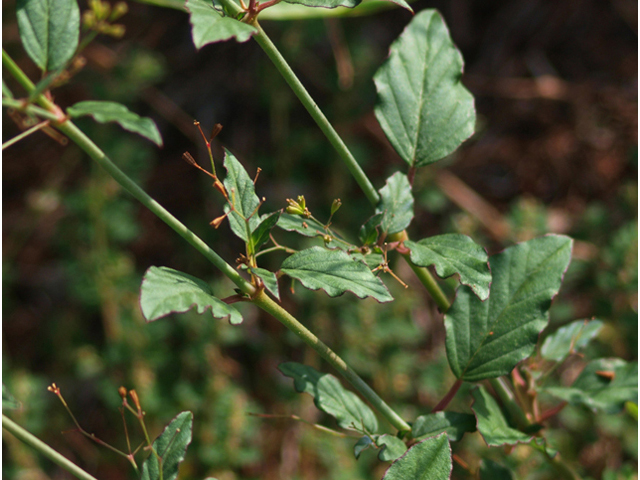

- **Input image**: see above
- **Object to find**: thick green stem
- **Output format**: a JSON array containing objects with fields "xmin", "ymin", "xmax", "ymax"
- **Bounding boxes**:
[
  {"xmin": 252, "ymin": 290, "xmax": 411, "ymax": 433},
  {"xmin": 3, "ymin": 415, "xmax": 99, "ymax": 480},
  {"xmin": 2, "ymin": 50, "xmax": 255, "ymax": 296},
  {"xmin": 400, "ymin": 252, "xmax": 451, "ymax": 312},
  {"xmin": 246, "ymin": 19, "xmax": 380, "ymax": 206}
]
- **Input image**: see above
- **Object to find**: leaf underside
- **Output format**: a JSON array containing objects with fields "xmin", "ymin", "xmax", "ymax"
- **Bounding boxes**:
[
  {"xmin": 223, "ymin": 148, "xmax": 261, "ymax": 242},
  {"xmin": 412, "ymin": 411, "xmax": 476, "ymax": 442},
  {"xmin": 279, "ymin": 362, "xmax": 379, "ymax": 433},
  {"xmin": 280, "ymin": 246, "xmax": 393, "ymax": 303},
  {"xmin": 472, "ymin": 386, "xmax": 532, "ymax": 447},
  {"xmin": 186, "ymin": 0, "xmax": 257, "ymax": 47},
  {"xmin": 540, "ymin": 319, "xmax": 603, "ymax": 361},
  {"xmin": 445, "ymin": 235, "xmax": 573, "ymax": 382},
  {"xmin": 382, "ymin": 435, "xmax": 452, "ymax": 480},
  {"xmin": 376, "ymin": 172, "xmax": 414, "ymax": 236},
  {"xmin": 141, "ymin": 411, "xmax": 193, "ymax": 480},
  {"xmin": 140, "ymin": 266, "xmax": 243, "ymax": 325},
  {"xmin": 67, "ymin": 101, "xmax": 163, "ymax": 146},
  {"xmin": 374, "ymin": 9, "xmax": 475, "ymax": 167}
]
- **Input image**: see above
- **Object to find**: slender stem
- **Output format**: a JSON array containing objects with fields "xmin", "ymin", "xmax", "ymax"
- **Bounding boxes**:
[
  {"xmin": 488, "ymin": 377, "xmax": 531, "ymax": 430},
  {"xmin": 246, "ymin": 19, "xmax": 380, "ymax": 206},
  {"xmin": 2, "ymin": 415, "xmax": 99, "ymax": 480},
  {"xmin": 2, "ymin": 97, "xmax": 60, "ymax": 121},
  {"xmin": 251, "ymin": 290, "xmax": 411, "ymax": 433},
  {"xmin": 400, "ymin": 252, "xmax": 451, "ymax": 312},
  {"xmin": 431, "ymin": 378, "xmax": 462, "ymax": 413},
  {"xmin": 2, "ymin": 119, "xmax": 50, "ymax": 149}
]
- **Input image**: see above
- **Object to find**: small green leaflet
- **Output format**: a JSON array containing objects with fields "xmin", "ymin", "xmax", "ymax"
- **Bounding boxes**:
[
  {"xmin": 141, "ymin": 411, "xmax": 193, "ymax": 480},
  {"xmin": 186, "ymin": 0, "xmax": 257, "ymax": 47},
  {"xmin": 250, "ymin": 211, "xmax": 281, "ymax": 255},
  {"xmin": 67, "ymin": 101, "xmax": 163, "ymax": 146},
  {"xmin": 412, "ymin": 411, "xmax": 476, "ymax": 442},
  {"xmin": 3, "ymin": 385, "xmax": 21, "ymax": 410},
  {"xmin": 140, "ymin": 266, "xmax": 243, "ymax": 325},
  {"xmin": 281, "ymin": 0, "xmax": 411, "ymax": 12},
  {"xmin": 249, "ymin": 266, "xmax": 280, "ymax": 301},
  {"xmin": 359, "ymin": 213, "xmax": 384, "ymax": 245},
  {"xmin": 544, "ymin": 358, "xmax": 638, "ymax": 414},
  {"xmin": 376, "ymin": 434, "xmax": 408, "ymax": 462},
  {"xmin": 540, "ymin": 319, "xmax": 603, "ymax": 361},
  {"xmin": 280, "ymin": 247, "xmax": 393, "ymax": 303},
  {"xmin": 374, "ymin": 10, "xmax": 475, "ymax": 167},
  {"xmin": 405, "ymin": 234, "xmax": 491, "ymax": 301},
  {"xmin": 279, "ymin": 362, "xmax": 378, "ymax": 433},
  {"xmin": 382, "ymin": 434, "xmax": 451, "ymax": 480},
  {"xmin": 445, "ymin": 235, "xmax": 573, "ymax": 382},
  {"xmin": 471, "ymin": 386, "xmax": 532, "ymax": 447},
  {"xmin": 16, "ymin": 0, "xmax": 79, "ymax": 72},
  {"xmin": 277, "ymin": 213, "xmax": 327, "ymax": 238},
  {"xmin": 223, "ymin": 149, "xmax": 261, "ymax": 242},
  {"xmin": 376, "ymin": 172, "xmax": 414, "ymax": 236}
]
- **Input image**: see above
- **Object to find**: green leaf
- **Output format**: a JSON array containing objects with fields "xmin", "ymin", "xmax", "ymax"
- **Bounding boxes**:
[
  {"xmin": 412, "ymin": 411, "xmax": 476, "ymax": 442},
  {"xmin": 382, "ymin": 434, "xmax": 451, "ymax": 480},
  {"xmin": 281, "ymin": 0, "xmax": 411, "ymax": 11},
  {"xmin": 445, "ymin": 235, "xmax": 573, "ymax": 382},
  {"xmin": 3, "ymin": 385, "xmax": 21, "ymax": 410},
  {"xmin": 374, "ymin": 10, "xmax": 475, "ymax": 167},
  {"xmin": 67, "ymin": 101, "xmax": 162, "ymax": 146},
  {"xmin": 250, "ymin": 211, "xmax": 281, "ymax": 254},
  {"xmin": 280, "ymin": 247, "xmax": 393, "ymax": 302},
  {"xmin": 479, "ymin": 459, "xmax": 513, "ymax": 480},
  {"xmin": 249, "ymin": 266, "xmax": 280, "ymax": 301},
  {"xmin": 140, "ymin": 266, "xmax": 243, "ymax": 325},
  {"xmin": 359, "ymin": 213, "xmax": 384, "ymax": 246},
  {"xmin": 540, "ymin": 319, "xmax": 603, "ymax": 361},
  {"xmin": 544, "ymin": 358, "xmax": 638, "ymax": 414},
  {"xmin": 354, "ymin": 436, "xmax": 374, "ymax": 459},
  {"xmin": 186, "ymin": 0, "xmax": 257, "ymax": 47},
  {"xmin": 277, "ymin": 213, "xmax": 327, "ymax": 237},
  {"xmin": 140, "ymin": 411, "xmax": 193, "ymax": 480},
  {"xmin": 16, "ymin": 0, "xmax": 79, "ymax": 72},
  {"xmin": 376, "ymin": 434, "xmax": 407, "ymax": 462},
  {"xmin": 376, "ymin": 172, "xmax": 414, "ymax": 236},
  {"xmin": 279, "ymin": 362, "xmax": 379, "ymax": 433},
  {"xmin": 406, "ymin": 234, "xmax": 491, "ymax": 300},
  {"xmin": 223, "ymin": 149, "xmax": 261, "ymax": 242},
  {"xmin": 472, "ymin": 386, "xmax": 532, "ymax": 447}
]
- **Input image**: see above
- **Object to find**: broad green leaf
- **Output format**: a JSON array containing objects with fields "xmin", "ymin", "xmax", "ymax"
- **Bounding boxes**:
[
  {"xmin": 405, "ymin": 234, "xmax": 491, "ymax": 300},
  {"xmin": 140, "ymin": 266, "xmax": 243, "ymax": 325},
  {"xmin": 544, "ymin": 358, "xmax": 638, "ymax": 414},
  {"xmin": 471, "ymin": 386, "xmax": 532, "ymax": 447},
  {"xmin": 279, "ymin": 362, "xmax": 378, "ymax": 433},
  {"xmin": 359, "ymin": 213, "xmax": 384, "ymax": 245},
  {"xmin": 223, "ymin": 149, "xmax": 261, "ymax": 242},
  {"xmin": 250, "ymin": 211, "xmax": 281, "ymax": 254},
  {"xmin": 374, "ymin": 10, "xmax": 475, "ymax": 167},
  {"xmin": 479, "ymin": 459, "xmax": 513, "ymax": 480},
  {"xmin": 445, "ymin": 235, "xmax": 573, "ymax": 382},
  {"xmin": 376, "ymin": 172, "xmax": 414, "ymax": 236},
  {"xmin": 280, "ymin": 247, "xmax": 393, "ymax": 302},
  {"xmin": 540, "ymin": 319, "xmax": 603, "ymax": 361},
  {"xmin": 412, "ymin": 411, "xmax": 476, "ymax": 442},
  {"xmin": 249, "ymin": 266, "xmax": 280, "ymax": 301},
  {"xmin": 376, "ymin": 434, "xmax": 407, "ymax": 462},
  {"xmin": 140, "ymin": 411, "xmax": 193, "ymax": 480},
  {"xmin": 3, "ymin": 385, "xmax": 21, "ymax": 410},
  {"xmin": 186, "ymin": 0, "xmax": 257, "ymax": 47},
  {"xmin": 67, "ymin": 101, "xmax": 162, "ymax": 146},
  {"xmin": 354, "ymin": 436, "xmax": 374, "ymax": 459},
  {"xmin": 277, "ymin": 213, "xmax": 327, "ymax": 238},
  {"xmin": 382, "ymin": 434, "xmax": 451, "ymax": 480},
  {"xmin": 16, "ymin": 0, "xmax": 79, "ymax": 72}
]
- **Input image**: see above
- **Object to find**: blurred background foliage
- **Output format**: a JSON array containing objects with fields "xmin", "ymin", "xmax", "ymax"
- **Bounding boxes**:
[{"xmin": 2, "ymin": 0, "xmax": 637, "ymax": 478}]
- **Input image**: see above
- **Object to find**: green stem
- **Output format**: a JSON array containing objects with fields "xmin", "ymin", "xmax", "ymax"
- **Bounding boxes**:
[
  {"xmin": 2, "ymin": 50, "xmax": 255, "ymax": 296},
  {"xmin": 2, "ymin": 97, "xmax": 60, "ymax": 121},
  {"xmin": 3, "ymin": 415, "xmax": 99, "ymax": 480},
  {"xmin": 251, "ymin": 290, "xmax": 411, "ymax": 433},
  {"xmin": 400, "ymin": 252, "xmax": 451, "ymax": 312},
  {"xmin": 2, "ymin": 119, "xmax": 50, "ymax": 149},
  {"xmin": 244, "ymin": 18, "xmax": 379, "ymax": 206}
]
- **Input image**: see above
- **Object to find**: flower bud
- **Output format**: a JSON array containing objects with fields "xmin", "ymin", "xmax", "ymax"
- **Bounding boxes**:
[{"xmin": 330, "ymin": 198, "xmax": 342, "ymax": 216}]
